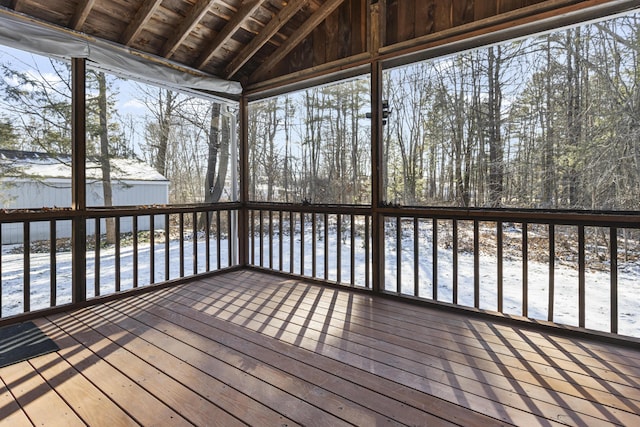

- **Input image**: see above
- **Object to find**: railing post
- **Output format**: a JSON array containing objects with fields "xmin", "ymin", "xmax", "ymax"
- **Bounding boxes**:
[
  {"xmin": 71, "ymin": 57, "xmax": 87, "ymax": 304},
  {"xmin": 371, "ymin": 59, "xmax": 385, "ymax": 293},
  {"xmin": 238, "ymin": 94, "xmax": 250, "ymax": 266}
]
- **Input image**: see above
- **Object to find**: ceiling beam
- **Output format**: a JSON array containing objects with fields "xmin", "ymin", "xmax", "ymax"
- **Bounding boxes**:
[
  {"xmin": 69, "ymin": 0, "xmax": 97, "ymax": 30},
  {"xmin": 162, "ymin": 0, "xmax": 220, "ymax": 58},
  {"xmin": 195, "ymin": 0, "xmax": 262, "ymax": 70},
  {"xmin": 251, "ymin": 0, "xmax": 345, "ymax": 82},
  {"xmin": 224, "ymin": 0, "xmax": 309, "ymax": 79},
  {"xmin": 121, "ymin": 0, "xmax": 163, "ymax": 46}
]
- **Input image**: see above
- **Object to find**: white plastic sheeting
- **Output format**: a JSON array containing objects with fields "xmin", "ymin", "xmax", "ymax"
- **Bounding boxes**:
[{"xmin": 0, "ymin": 10, "xmax": 242, "ymax": 97}]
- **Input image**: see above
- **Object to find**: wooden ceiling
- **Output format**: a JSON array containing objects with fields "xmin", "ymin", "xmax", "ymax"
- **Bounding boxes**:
[
  {"xmin": 1, "ymin": 0, "xmax": 343, "ymax": 85},
  {"xmin": 0, "ymin": 0, "xmax": 633, "ymax": 93}
]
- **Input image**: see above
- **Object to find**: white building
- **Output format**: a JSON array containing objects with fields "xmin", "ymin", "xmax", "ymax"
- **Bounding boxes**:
[{"xmin": 0, "ymin": 150, "xmax": 169, "ymax": 244}]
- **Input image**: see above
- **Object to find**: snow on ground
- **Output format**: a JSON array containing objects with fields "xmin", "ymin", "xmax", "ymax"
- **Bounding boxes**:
[{"xmin": 2, "ymin": 228, "xmax": 639, "ymax": 338}]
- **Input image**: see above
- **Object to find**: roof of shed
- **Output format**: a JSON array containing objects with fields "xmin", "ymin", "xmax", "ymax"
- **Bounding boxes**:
[{"xmin": 0, "ymin": 149, "xmax": 168, "ymax": 182}]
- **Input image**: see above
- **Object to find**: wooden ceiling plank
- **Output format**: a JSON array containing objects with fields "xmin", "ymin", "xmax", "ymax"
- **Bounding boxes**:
[
  {"xmin": 251, "ymin": 0, "xmax": 346, "ymax": 81},
  {"xmin": 69, "ymin": 0, "xmax": 97, "ymax": 30},
  {"xmin": 162, "ymin": 0, "xmax": 220, "ymax": 58},
  {"xmin": 224, "ymin": 0, "xmax": 309, "ymax": 79},
  {"xmin": 195, "ymin": 0, "xmax": 263, "ymax": 70},
  {"xmin": 121, "ymin": 0, "xmax": 164, "ymax": 46}
]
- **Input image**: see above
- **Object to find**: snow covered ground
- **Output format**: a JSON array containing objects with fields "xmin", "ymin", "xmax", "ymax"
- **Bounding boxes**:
[{"xmin": 2, "ymin": 228, "xmax": 639, "ymax": 338}]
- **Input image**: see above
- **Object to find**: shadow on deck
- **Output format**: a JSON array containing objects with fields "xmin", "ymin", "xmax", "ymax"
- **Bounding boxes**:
[{"xmin": 1, "ymin": 269, "xmax": 639, "ymax": 426}]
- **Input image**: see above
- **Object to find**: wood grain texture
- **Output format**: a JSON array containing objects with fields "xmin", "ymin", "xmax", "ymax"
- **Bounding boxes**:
[
  {"xmin": 5, "ymin": 0, "xmax": 628, "ymax": 86},
  {"xmin": 121, "ymin": 0, "xmax": 163, "ymax": 45},
  {"xmin": 2, "ymin": 270, "xmax": 638, "ymax": 425},
  {"xmin": 224, "ymin": 0, "xmax": 310, "ymax": 78},
  {"xmin": 161, "ymin": 0, "xmax": 220, "ymax": 58}
]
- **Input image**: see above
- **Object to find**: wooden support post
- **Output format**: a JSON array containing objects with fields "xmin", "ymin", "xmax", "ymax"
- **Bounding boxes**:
[
  {"xmin": 368, "ymin": 0, "xmax": 386, "ymax": 54},
  {"xmin": 238, "ymin": 95, "xmax": 250, "ymax": 266},
  {"xmin": 370, "ymin": 1, "xmax": 387, "ymax": 293},
  {"xmin": 371, "ymin": 59, "xmax": 384, "ymax": 293},
  {"xmin": 71, "ymin": 57, "xmax": 87, "ymax": 304}
]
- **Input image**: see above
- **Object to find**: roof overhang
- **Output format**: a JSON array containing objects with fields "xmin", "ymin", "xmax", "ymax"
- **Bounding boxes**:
[{"xmin": 0, "ymin": 7, "xmax": 242, "ymax": 100}]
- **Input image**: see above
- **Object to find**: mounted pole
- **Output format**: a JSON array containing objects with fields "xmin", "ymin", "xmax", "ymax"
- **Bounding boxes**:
[{"xmin": 71, "ymin": 57, "xmax": 87, "ymax": 303}]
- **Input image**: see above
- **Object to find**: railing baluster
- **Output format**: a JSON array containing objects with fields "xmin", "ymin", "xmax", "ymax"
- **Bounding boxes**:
[
  {"xmin": 350, "ymin": 214, "xmax": 355, "ymax": 286},
  {"xmin": 396, "ymin": 216, "xmax": 401, "ymax": 293},
  {"xmin": 227, "ymin": 210, "xmax": 232, "ymax": 267},
  {"xmin": 414, "ymin": 217, "xmax": 419, "ymax": 297},
  {"xmin": 300, "ymin": 212, "xmax": 305, "ymax": 276},
  {"xmin": 497, "ymin": 221, "xmax": 503, "ymax": 313},
  {"xmin": 578, "ymin": 225, "xmax": 585, "ymax": 328},
  {"xmin": 95, "ymin": 218, "xmax": 101, "ymax": 296},
  {"xmin": 150, "ymin": 215, "xmax": 155, "ymax": 284},
  {"xmin": 216, "ymin": 210, "xmax": 222, "ymax": 269},
  {"xmin": 365, "ymin": 215, "xmax": 370, "ymax": 289},
  {"xmin": 522, "ymin": 222, "xmax": 528, "ymax": 318},
  {"xmin": 259, "ymin": 209, "xmax": 264, "ymax": 267},
  {"xmin": 23, "ymin": 221, "xmax": 30, "ymax": 313},
  {"xmin": 269, "ymin": 210, "xmax": 273, "ymax": 270},
  {"xmin": 289, "ymin": 211, "xmax": 294, "ymax": 274},
  {"xmin": 548, "ymin": 224, "xmax": 555, "ymax": 322},
  {"xmin": 50, "ymin": 220, "xmax": 57, "ymax": 307},
  {"xmin": 205, "ymin": 210, "xmax": 210, "ymax": 272},
  {"xmin": 312, "ymin": 213, "xmax": 317, "ymax": 278},
  {"xmin": 179, "ymin": 213, "xmax": 184, "ymax": 278},
  {"xmin": 278, "ymin": 210, "xmax": 283, "ymax": 271},
  {"xmin": 115, "ymin": 217, "xmax": 121, "ymax": 292},
  {"xmin": 610, "ymin": 227, "xmax": 618, "ymax": 334},
  {"xmin": 324, "ymin": 213, "xmax": 329, "ymax": 280},
  {"xmin": 433, "ymin": 218, "xmax": 438, "ymax": 301},
  {"xmin": 133, "ymin": 215, "xmax": 139, "ymax": 288},
  {"xmin": 337, "ymin": 213, "xmax": 342, "ymax": 283},
  {"xmin": 474, "ymin": 220, "xmax": 480, "ymax": 308},
  {"xmin": 164, "ymin": 213, "xmax": 170, "ymax": 280},
  {"xmin": 250, "ymin": 210, "xmax": 255, "ymax": 265},
  {"xmin": 193, "ymin": 211, "xmax": 198, "ymax": 275},
  {"xmin": 452, "ymin": 219, "xmax": 458, "ymax": 304}
]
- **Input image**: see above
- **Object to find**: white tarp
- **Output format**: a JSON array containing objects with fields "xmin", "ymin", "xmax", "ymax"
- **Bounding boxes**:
[{"xmin": 0, "ymin": 9, "xmax": 242, "ymax": 97}]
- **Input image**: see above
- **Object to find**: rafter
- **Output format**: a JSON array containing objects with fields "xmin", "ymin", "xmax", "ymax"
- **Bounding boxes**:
[
  {"xmin": 10, "ymin": 0, "xmax": 20, "ymax": 11},
  {"xmin": 69, "ymin": 0, "xmax": 97, "ymax": 30},
  {"xmin": 121, "ymin": 0, "xmax": 163, "ymax": 46},
  {"xmin": 224, "ymin": 0, "xmax": 309, "ymax": 79},
  {"xmin": 195, "ymin": 0, "xmax": 262, "ymax": 70},
  {"xmin": 251, "ymin": 0, "xmax": 345, "ymax": 82},
  {"xmin": 162, "ymin": 0, "xmax": 220, "ymax": 58}
]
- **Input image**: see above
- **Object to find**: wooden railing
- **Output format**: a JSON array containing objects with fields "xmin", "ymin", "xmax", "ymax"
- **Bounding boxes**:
[
  {"xmin": 247, "ymin": 203, "xmax": 639, "ymax": 337},
  {"xmin": 0, "ymin": 204, "xmax": 239, "ymax": 319},
  {"xmin": 3, "ymin": 201, "xmax": 638, "ymax": 337},
  {"xmin": 379, "ymin": 207, "xmax": 640, "ymax": 336},
  {"xmin": 247, "ymin": 203, "xmax": 372, "ymax": 289}
]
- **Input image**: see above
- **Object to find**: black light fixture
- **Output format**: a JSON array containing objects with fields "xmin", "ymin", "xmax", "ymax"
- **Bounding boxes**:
[{"xmin": 365, "ymin": 100, "xmax": 391, "ymax": 125}]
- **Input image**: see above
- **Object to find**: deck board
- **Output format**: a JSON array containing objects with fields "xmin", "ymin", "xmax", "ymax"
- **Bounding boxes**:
[
  {"xmin": 1, "ymin": 270, "xmax": 639, "ymax": 426},
  {"xmin": 191, "ymin": 276, "xmax": 640, "ymax": 422}
]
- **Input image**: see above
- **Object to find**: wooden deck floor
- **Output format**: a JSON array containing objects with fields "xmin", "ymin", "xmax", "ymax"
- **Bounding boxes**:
[{"xmin": 1, "ymin": 270, "xmax": 639, "ymax": 426}]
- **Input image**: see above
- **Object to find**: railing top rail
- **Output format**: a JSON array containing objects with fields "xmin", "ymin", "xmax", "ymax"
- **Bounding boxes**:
[
  {"xmin": 246, "ymin": 202, "xmax": 371, "ymax": 215},
  {"xmin": 0, "ymin": 203, "xmax": 241, "ymax": 222},
  {"xmin": 86, "ymin": 202, "xmax": 241, "ymax": 218},
  {"xmin": 0, "ymin": 208, "xmax": 80, "ymax": 223},
  {"xmin": 378, "ymin": 206, "xmax": 640, "ymax": 227}
]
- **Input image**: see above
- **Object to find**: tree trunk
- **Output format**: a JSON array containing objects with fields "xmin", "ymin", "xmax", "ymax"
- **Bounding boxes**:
[
  {"xmin": 198, "ymin": 102, "xmax": 221, "ymax": 230},
  {"xmin": 154, "ymin": 89, "xmax": 176, "ymax": 177},
  {"xmin": 97, "ymin": 72, "xmax": 115, "ymax": 244},
  {"xmin": 487, "ymin": 46, "xmax": 504, "ymax": 208}
]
